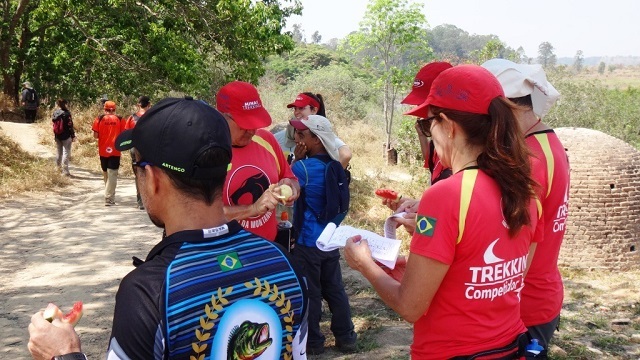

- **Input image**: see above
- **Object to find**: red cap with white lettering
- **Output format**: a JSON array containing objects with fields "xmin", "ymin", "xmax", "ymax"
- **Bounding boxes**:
[{"xmin": 216, "ymin": 81, "xmax": 272, "ymax": 130}]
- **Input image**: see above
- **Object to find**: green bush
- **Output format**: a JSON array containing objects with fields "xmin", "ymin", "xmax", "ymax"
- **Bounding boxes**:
[
  {"xmin": 286, "ymin": 64, "xmax": 377, "ymax": 124},
  {"xmin": 395, "ymin": 117, "xmax": 422, "ymax": 166},
  {"xmin": 546, "ymin": 68, "xmax": 640, "ymax": 148}
]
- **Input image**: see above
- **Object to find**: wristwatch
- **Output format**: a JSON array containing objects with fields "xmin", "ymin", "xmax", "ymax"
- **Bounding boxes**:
[{"xmin": 53, "ymin": 352, "xmax": 88, "ymax": 360}]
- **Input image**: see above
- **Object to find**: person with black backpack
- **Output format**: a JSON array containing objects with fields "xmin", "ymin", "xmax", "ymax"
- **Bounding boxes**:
[
  {"xmin": 52, "ymin": 99, "xmax": 75, "ymax": 176},
  {"xmin": 288, "ymin": 115, "xmax": 357, "ymax": 355},
  {"xmin": 21, "ymin": 81, "xmax": 39, "ymax": 123}
]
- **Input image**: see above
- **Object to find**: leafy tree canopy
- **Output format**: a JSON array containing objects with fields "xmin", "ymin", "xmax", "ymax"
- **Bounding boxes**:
[
  {"xmin": 265, "ymin": 43, "xmax": 348, "ymax": 83},
  {"xmin": 1, "ymin": 0, "xmax": 301, "ymax": 105},
  {"xmin": 342, "ymin": 0, "xmax": 431, "ymax": 152},
  {"xmin": 426, "ymin": 24, "xmax": 518, "ymax": 63}
]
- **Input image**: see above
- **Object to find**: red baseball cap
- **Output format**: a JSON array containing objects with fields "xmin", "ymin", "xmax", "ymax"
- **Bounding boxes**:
[
  {"xmin": 401, "ymin": 62, "xmax": 453, "ymax": 105},
  {"xmin": 405, "ymin": 65, "xmax": 505, "ymax": 118},
  {"xmin": 286, "ymin": 93, "xmax": 320, "ymax": 109},
  {"xmin": 216, "ymin": 81, "xmax": 272, "ymax": 129}
]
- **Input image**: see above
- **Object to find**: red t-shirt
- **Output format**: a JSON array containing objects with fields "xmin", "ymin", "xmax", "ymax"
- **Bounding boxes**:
[
  {"xmin": 410, "ymin": 168, "xmax": 539, "ymax": 359},
  {"xmin": 521, "ymin": 130, "xmax": 570, "ymax": 326},
  {"xmin": 124, "ymin": 110, "xmax": 145, "ymax": 130},
  {"xmin": 223, "ymin": 129, "xmax": 296, "ymax": 241},
  {"xmin": 92, "ymin": 114, "xmax": 125, "ymax": 157}
]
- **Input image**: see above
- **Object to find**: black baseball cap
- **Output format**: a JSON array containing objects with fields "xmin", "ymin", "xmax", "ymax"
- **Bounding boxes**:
[{"xmin": 115, "ymin": 96, "xmax": 232, "ymax": 180}]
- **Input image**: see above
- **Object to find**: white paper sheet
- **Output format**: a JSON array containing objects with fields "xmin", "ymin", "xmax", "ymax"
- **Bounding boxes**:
[
  {"xmin": 316, "ymin": 222, "xmax": 402, "ymax": 269},
  {"xmin": 383, "ymin": 211, "xmax": 408, "ymax": 239}
]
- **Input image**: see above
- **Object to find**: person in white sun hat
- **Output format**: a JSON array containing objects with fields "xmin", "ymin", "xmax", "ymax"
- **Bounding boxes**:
[{"xmin": 483, "ymin": 58, "xmax": 570, "ymax": 353}]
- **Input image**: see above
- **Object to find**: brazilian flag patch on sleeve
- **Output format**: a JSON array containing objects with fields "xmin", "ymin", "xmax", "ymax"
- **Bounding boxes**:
[
  {"xmin": 217, "ymin": 252, "xmax": 243, "ymax": 272},
  {"xmin": 416, "ymin": 215, "xmax": 437, "ymax": 237}
]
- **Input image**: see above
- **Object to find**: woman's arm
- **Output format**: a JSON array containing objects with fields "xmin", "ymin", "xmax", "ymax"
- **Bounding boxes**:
[
  {"xmin": 338, "ymin": 145, "xmax": 352, "ymax": 169},
  {"xmin": 345, "ymin": 237, "xmax": 449, "ymax": 323}
]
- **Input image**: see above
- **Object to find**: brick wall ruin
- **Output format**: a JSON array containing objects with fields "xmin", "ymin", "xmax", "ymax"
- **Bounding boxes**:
[{"xmin": 555, "ymin": 128, "xmax": 639, "ymax": 270}]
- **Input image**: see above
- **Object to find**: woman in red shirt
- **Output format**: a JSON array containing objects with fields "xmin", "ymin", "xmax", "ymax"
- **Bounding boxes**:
[{"xmin": 345, "ymin": 65, "xmax": 541, "ymax": 359}]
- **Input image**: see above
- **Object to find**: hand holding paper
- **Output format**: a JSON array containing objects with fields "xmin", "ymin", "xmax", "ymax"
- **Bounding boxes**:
[{"xmin": 316, "ymin": 222, "xmax": 401, "ymax": 269}]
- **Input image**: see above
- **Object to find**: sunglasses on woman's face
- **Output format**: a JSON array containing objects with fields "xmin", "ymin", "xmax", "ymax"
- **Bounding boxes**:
[{"xmin": 416, "ymin": 115, "xmax": 438, "ymax": 137}]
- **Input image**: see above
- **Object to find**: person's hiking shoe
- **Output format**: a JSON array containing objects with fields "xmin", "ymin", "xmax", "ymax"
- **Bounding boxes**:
[
  {"xmin": 307, "ymin": 345, "xmax": 325, "ymax": 356},
  {"xmin": 105, "ymin": 199, "xmax": 116, "ymax": 206},
  {"xmin": 138, "ymin": 204, "xmax": 145, "ymax": 210},
  {"xmin": 335, "ymin": 340, "xmax": 357, "ymax": 353}
]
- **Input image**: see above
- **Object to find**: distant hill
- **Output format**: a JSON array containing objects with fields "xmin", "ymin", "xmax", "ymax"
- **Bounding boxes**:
[{"xmin": 557, "ymin": 56, "xmax": 640, "ymax": 66}]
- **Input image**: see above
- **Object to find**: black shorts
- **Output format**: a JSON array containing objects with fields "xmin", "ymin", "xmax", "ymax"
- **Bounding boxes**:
[{"xmin": 100, "ymin": 156, "xmax": 121, "ymax": 171}]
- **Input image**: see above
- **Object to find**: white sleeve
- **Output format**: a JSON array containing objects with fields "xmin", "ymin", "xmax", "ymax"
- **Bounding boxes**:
[
  {"xmin": 291, "ymin": 314, "xmax": 309, "ymax": 360},
  {"xmin": 335, "ymin": 136, "xmax": 346, "ymax": 149},
  {"xmin": 106, "ymin": 337, "xmax": 132, "ymax": 360}
]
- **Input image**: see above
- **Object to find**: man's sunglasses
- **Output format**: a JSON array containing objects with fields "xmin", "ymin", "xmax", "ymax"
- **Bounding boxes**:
[{"xmin": 416, "ymin": 115, "xmax": 438, "ymax": 137}]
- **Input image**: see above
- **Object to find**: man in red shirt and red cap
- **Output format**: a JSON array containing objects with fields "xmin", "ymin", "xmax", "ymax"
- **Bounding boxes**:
[
  {"xmin": 92, "ymin": 100, "xmax": 126, "ymax": 206},
  {"xmin": 216, "ymin": 81, "xmax": 300, "ymax": 241}
]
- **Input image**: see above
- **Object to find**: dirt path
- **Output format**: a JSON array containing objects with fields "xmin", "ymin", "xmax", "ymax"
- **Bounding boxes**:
[
  {"xmin": 0, "ymin": 122, "xmax": 162, "ymax": 359},
  {"xmin": 0, "ymin": 123, "xmax": 413, "ymax": 359},
  {"xmin": 0, "ymin": 121, "xmax": 52, "ymax": 159}
]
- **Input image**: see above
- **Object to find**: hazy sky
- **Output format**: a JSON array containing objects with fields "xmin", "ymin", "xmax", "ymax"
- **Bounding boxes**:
[{"xmin": 287, "ymin": 0, "xmax": 640, "ymax": 58}]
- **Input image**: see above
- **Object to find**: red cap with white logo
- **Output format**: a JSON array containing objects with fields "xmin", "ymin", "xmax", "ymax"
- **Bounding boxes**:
[
  {"xmin": 401, "ymin": 62, "xmax": 453, "ymax": 105},
  {"xmin": 286, "ymin": 93, "xmax": 320, "ymax": 109},
  {"xmin": 216, "ymin": 81, "xmax": 272, "ymax": 129}
]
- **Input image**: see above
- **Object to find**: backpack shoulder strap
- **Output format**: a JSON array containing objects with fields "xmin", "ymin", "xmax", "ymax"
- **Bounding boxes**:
[{"xmin": 298, "ymin": 160, "xmax": 309, "ymax": 185}]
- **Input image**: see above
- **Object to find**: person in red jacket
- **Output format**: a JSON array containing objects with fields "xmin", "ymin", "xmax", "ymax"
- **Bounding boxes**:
[
  {"xmin": 92, "ymin": 101, "xmax": 126, "ymax": 206},
  {"xmin": 124, "ymin": 96, "xmax": 151, "ymax": 209}
]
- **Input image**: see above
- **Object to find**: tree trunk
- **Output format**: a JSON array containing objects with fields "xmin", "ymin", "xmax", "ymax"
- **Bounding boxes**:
[
  {"xmin": 1, "ymin": 0, "xmax": 30, "ymax": 105},
  {"xmin": 383, "ymin": 80, "xmax": 390, "ymax": 151}
]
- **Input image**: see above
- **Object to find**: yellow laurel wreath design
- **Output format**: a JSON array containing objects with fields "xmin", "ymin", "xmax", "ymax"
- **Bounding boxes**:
[
  {"xmin": 190, "ymin": 286, "xmax": 233, "ymax": 360},
  {"xmin": 244, "ymin": 277, "xmax": 296, "ymax": 360}
]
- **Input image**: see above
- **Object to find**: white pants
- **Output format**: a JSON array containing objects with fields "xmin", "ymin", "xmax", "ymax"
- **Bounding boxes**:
[{"xmin": 105, "ymin": 168, "xmax": 118, "ymax": 202}]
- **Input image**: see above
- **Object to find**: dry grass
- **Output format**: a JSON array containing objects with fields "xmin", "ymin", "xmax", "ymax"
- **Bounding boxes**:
[
  {"xmin": 0, "ymin": 132, "xmax": 70, "ymax": 197},
  {"xmin": 574, "ymin": 65, "xmax": 640, "ymax": 89}
]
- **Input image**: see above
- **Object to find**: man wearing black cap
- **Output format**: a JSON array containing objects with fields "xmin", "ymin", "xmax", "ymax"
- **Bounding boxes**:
[{"xmin": 27, "ymin": 97, "xmax": 309, "ymax": 360}]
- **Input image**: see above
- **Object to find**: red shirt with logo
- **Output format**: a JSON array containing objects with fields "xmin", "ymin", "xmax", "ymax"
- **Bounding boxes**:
[
  {"xmin": 224, "ymin": 129, "xmax": 296, "ymax": 241},
  {"xmin": 92, "ymin": 114, "xmax": 125, "ymax": 157},
  {"xmin": 409, "ymin": 168, "xmax": 540, "ymax": 359},
  {"xmin": 521, "ymin": 130, "xmax": 570, "ymax": 326}
]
